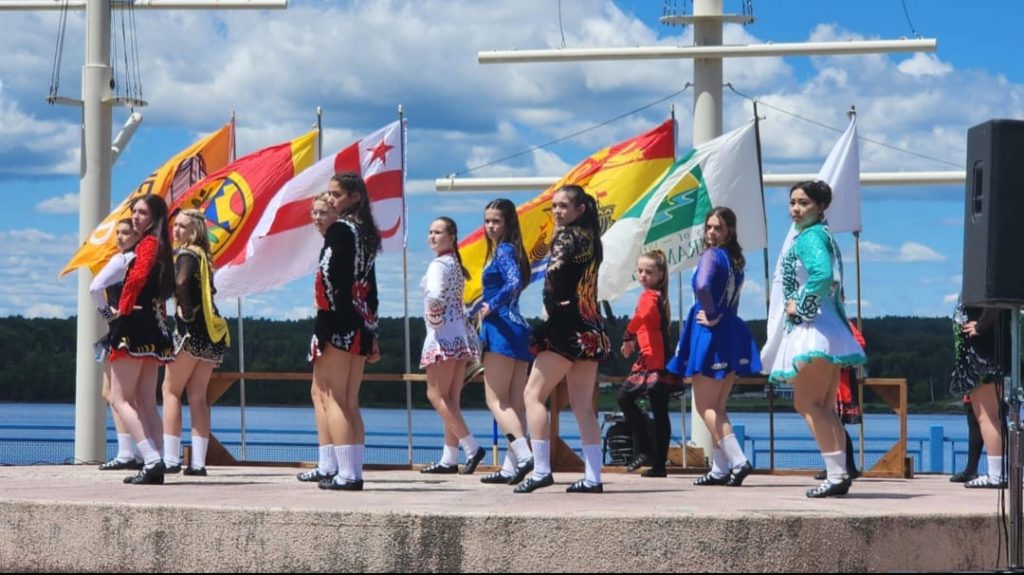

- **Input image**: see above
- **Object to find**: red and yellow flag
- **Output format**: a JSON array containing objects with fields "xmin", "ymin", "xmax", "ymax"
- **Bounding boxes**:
[
  {"xmin": 460, "ymin": 119, "xmax": 676, "ymax": 306},
  {"xmin": 60, "ymin": 123, "xmax": 233, "ymax": 276},
  {"xmin": 170, "ymin": 130, "xmax": 318, "ymax": 267}
]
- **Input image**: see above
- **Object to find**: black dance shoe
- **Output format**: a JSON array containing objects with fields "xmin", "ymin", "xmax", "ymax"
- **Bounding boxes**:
[
  {"xmin": 814, "ymin": 469, "xmax": 827, "ymax": 480},
  {"xmin": 460, "ymin": 447, "xmax": 487, "ymax": 475},
  {"xmin": 566, "ymin": 479, "xmax": 603, "ymax": 493},
  {"xmin": 480, "ymin": 471, "xmax": 513, "ymax": 484},
  {"xmin": 950, "ymin": 470, "xmax": 978, "ymax": 483},
  {"xmin": 420, "ymin": 462, "xmax": 458, "ymax": 474},
  {"xmin": 626, "ymin": 453, "xmax": 649, "ymax": 473},
  {"xmin": 318, "ymin": 477, "xmax": 364, "ymax": 491},
  {"xmin": 965, "ymin": 476, "xmax": 1006, "ymax": 489},
  {"xmin": 725, "ymin": 461, "xmax": 753, "ymax": 487},
  {"xmin": 806, "ymin": 476, "xmax": 853, "ymax": 498},
  {"xmin": 164, "ymin": 464, "xmax": 182, "ymax": 475},
  {"xmin": 124, "ymin": 461, "xmax": 166, "ymax": 485},
  {"xmin": 508, "ymin": 458, "xmax": 534, "ymax": 485},
  {"xmin": 296, "ymin": 468, "xmax": 335, "ymax": 482},
  {"xmin": 641, "ymin": 467, "xmax": 667, "ymax": 478},
  {"xmin": 513, "ymin": 474, "xmax": 554, "ymax": 493},
  {"xmin": 693, "ymin": 472, "xmax": 729, "ymax": 486},
  {"xmin": 99, "ymin": 458, "xmax": 142, "ymax": 471},
  {"xmin": 183, "ymin": 466, "xmax": 207, "ymax": 476}
]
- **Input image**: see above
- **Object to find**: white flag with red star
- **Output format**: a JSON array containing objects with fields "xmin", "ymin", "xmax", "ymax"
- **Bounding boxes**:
[{"xmin": 214, "ymin": 121, "xmax": 404, "ymax": 299}]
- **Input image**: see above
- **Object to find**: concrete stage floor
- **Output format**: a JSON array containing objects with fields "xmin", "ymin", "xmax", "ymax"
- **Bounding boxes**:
[{"xmin": 0, "ymin": 465, "xmax": 1010, "ymax": 572}]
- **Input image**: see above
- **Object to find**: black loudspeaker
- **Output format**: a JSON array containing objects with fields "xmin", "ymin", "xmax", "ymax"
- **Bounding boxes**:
[{"xmin": 962, "ymin": 119, "xmax": 1024, "ymax": 307}]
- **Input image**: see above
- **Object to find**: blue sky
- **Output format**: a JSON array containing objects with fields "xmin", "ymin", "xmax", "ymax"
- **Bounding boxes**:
[{"xmin": 0, "ymin": 0, "xmax": 1021, "ymax": 321}]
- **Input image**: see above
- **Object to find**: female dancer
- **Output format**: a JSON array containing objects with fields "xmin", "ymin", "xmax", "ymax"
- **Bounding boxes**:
[
  {"xmin": 951, "ymin": 302, "xmax": 1009, "ymax": 488},
  {"xmin": 475, "ymin": 199, "xmax": 534, "ymax": 485},
  {"xmin": 311, "ymin": 172, "xmax": 382, "ymax": 491},
  {"xmin": 162, "ymin": 209, "xmax": 230, "ymax": 476},
  {"xmin": 668, "ymin": 207, "xmax": 761, "ymax": 486},
  {"xmin": 297, "ymin": 192, "xmax": 342, "ymax": 483},
  {"xmin": 618, "ymin": 249, "xmax": 680, "ymax": 478},
  {"xmin": 91, "ymin": 218, "xmax": 142, "ymax": 470},
  {"xmin": 108, "ymin": 194, "xmax": 176, "ymax": 485},
  {"xmin": 516, "ymin": 185, "xmax": 610, "ymax": 494},
  {"xmin": 420, "ymin": 217, "xmax": 485, "ymax": 475},
  {"xmin": 762, "ymin": 181, "xmax": 866, "ymax": 498}
]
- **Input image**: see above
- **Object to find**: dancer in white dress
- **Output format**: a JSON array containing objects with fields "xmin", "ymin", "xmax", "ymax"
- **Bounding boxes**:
[
  {"xmin": 761, "ymin": 180, "xmax": 866, "ymax": 498},
  {"xmin": 419, "ymin": 217, "xmax": 485, "ymax": 474}
]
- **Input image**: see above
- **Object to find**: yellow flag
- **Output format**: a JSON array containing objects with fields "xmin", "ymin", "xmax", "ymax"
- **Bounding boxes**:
[
  {"xmin": 459, "ymin": 120, "xmax": 676, "ymax": 306},
  {"xmin": 59, "ymin": 123, "xmax": 233, "ymax": 277}
]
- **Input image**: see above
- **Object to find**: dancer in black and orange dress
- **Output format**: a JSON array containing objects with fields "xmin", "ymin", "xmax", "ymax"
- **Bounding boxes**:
[
  {"xmin": 309, "ymin": 172, "xmax": 382, "ymax": 491},
  {"xmin": 107, "ymin": 194, "xmax": 176, "ymax": 485},
  {"xmin": 516, "ymin": 185, "xmax": 611, "ymax": 494}
]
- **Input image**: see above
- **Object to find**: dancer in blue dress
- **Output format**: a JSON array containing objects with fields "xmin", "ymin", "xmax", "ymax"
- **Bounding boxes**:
[
  {"xmin": 668, "ymin": 207, "xmax": 761, "ymax": 487},
  {"xmin": 474, "ymin": 199, "xmax": 535, "ymax": 485},
  {"xmin": 761, "ymin": 180, "xmax": 866, "ymax": 498}
]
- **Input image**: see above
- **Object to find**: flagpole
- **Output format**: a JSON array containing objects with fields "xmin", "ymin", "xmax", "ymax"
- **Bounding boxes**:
[
  {"xmin": 846, "ymin": 105, "xmax": 865, "ymax": 473},
  {"xmin": 752, "ymin": 101, "xmax": 776, "ymax": 470},
  {"xmin": 669, "ymin": 104, "xmax": 688, "ymax": 467},
  {"xmin": 399, "ymin": 105, "xmax": 414, "ymax": 466},
  {"xmin": 229, "ymin": 111, "xmax": 247, "ymax": 461}
]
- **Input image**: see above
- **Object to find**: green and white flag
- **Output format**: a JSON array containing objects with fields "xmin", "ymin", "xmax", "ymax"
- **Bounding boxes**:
[{"xmin": 598, "ymin": 121, "xmax": 765, "ymax": 301}]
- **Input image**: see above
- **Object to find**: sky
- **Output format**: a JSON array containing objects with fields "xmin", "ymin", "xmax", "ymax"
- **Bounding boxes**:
[{"xmin": 1, "ymin": 0, "xmax": 1022, "ymax": 322}]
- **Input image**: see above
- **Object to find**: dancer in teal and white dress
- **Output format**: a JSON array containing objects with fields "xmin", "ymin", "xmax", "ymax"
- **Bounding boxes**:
[{"xmin": 761, "ymin": 180, "xmax": 866, "ymax": 498}]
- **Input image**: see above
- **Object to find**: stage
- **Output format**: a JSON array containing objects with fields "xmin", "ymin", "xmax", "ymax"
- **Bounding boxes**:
[{"xmin": 0, "ymin": 465, "xmax": 1006, "ymax": 572}]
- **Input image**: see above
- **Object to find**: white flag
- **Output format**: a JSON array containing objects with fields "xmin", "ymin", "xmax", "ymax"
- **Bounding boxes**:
[
  {"xmin": 598, "ymin": 121, "xmax": 765, "ymax": 301},
  {"xmin": 820, "ymin": 116, "xmax": 861, "ymax": 233},
  {"xmin": 214, "ymin": 121, "xmax": 404, "ymax": 300}
]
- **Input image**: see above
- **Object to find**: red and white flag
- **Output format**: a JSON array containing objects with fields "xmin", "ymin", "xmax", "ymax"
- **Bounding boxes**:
[{"xmin": 214, "ymin": 121, "xmax": 404, "ymax": 299}]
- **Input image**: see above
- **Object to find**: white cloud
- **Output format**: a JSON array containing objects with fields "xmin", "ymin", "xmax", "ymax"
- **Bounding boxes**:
[
  {"xmin": 24, "ymin": 303, "xmax": 69, "ymax": 318},
  {"xmin": 36, "ymin": 193, "xmax": 79, "ymax": 214},
  {"xmin": 898, "ymin": 53, "xmax": 954, "ymax": 77},
  {"xmin": 943, "ymin": 293, "xmax": 960, "ymax": 304},
  {"xmin": 860, "ymin": 240, "xmax": 946, "ymax": 262}
]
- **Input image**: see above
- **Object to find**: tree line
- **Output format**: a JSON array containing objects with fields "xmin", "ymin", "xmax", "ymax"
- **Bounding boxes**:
[{"xmin": 0, "ymin": 314, "xmax": 958, "ymax": 408}]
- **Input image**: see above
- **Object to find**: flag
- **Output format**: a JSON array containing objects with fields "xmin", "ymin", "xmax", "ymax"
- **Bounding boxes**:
[
  {"xmin": 59, "ymin": 123, "xmax": 232, "ymax": 276},
  {"xmin": 459, "ymin": 120, "xmax": 676, "ymax": 306},
  {"xmin": 820, "ymin": 116, "xmax": 861, "ymax": 233},
  {"xmin": 598, "ymin": 121, "xmax": 765, "ymax": 301},
  {"xmin": 762, "ymin": 116, "xmax": 861, "ymax": 371},
  {"xmin": 170, "ymin": 130, "xmax": 318, "ymax": 267},
  {"xmin": 214, "ymin": 121, "xmax": 404, "ymax": 299}
]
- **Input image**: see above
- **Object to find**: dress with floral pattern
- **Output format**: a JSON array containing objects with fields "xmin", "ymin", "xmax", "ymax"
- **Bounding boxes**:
[
  {"xmin": 310, "ymin": 218, "xmax": 379, "ymax": 359},
  {"xmin": 477, "ymin": 242, "xmax": 534, "ymax": 362},
  {"xmin": 420, "ymin": 252, "xmax": 480, "ymax": 368},
  {"xmin": 530, "ymin": 224, "xmax": 610, "ymax": 361}
]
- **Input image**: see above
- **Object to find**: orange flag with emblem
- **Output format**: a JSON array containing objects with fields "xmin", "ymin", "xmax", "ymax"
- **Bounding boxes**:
[
  {"xmin": 60, "ymin": 123, "xmax": 232, "ymax": 276},
  {"xmin": 169, "ymin": 130, "xmax": 318, "ymax": 267}
]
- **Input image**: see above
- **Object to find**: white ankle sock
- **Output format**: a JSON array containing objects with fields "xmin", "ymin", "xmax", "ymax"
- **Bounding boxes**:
[
  {"xmin": 137, "ymin": 439, "xmax": 161, "ymax": 467},
  {"xmin": 354, "ymin": 444, "xmax": 364, "ymax": 480},
  {"xmin": 582, "ymin": 444, "xmax": 602, "ymax": 486},
  {"xmin": 190, "ymin": 436, "xmax": 208, "ymax": 470},
  {"xmin": 116, "ymin": 433, "xmax": 134, "ymax": 461},
  {"xmin": 988, "ymin": 455, "xmax": 1005, "ymax": 483},
  {"xmin": 459, "ymin": 434, "xmax": 480, "ymax": 459},
  {"xmin": 509, "ymin": 437, "xmax": 532, "ymax": 463},
  {"xmin": 720, "ymin": 434, "xmax": 748, "ymax": 470},
  {"xmin": 318, "ymin": 444, "xmax": 337, "ymax": 474},
  {"xmin": 500, "ymin": 452, "xmax": 517, "ymax": 477},
  {"xmin": 823, "ymin": 450, "xmax": 848, "ymax": 484},
  {"xmin": 710, "ymin": 447, "xmax": 729, "ymax": 479},
  {"xmin": 531, "ymin": 439, "xmax": 551, "ymax": 478},
  {"xmin": 440, "ymin": 444, "xmax": 459, "ymax": 467},
  {"xmin": 163, "ymin": 434, "xmax": 181, "ymax": 466},
  {"xmin": 333, "ymin": 445, "xmax": 356, "ymax": 481}
]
